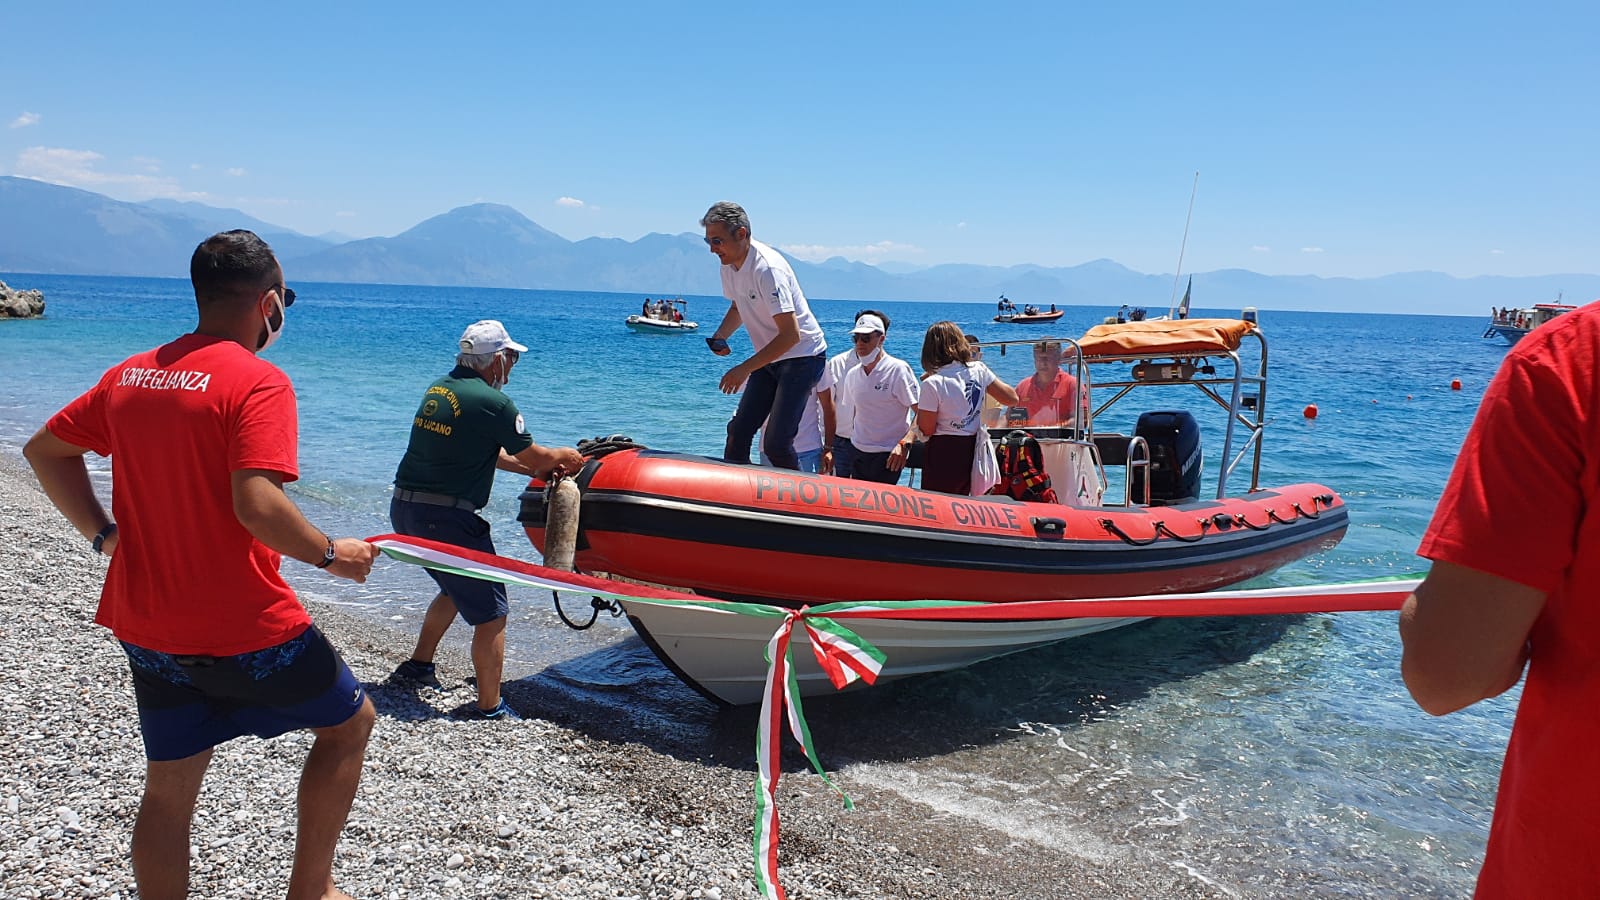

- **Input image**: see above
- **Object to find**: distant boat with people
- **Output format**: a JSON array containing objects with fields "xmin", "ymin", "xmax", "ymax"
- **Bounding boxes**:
[
  {"xmin": 626, "ymin": 297, "xmax": 697, "ymax": 333},
  {"xmin": 1482, "ymin": 301, "xmax": 1576, "ymax": 345},
  {"xmin": 993, "ymin": 294, "xmax": 1065, "ymax": 324}
]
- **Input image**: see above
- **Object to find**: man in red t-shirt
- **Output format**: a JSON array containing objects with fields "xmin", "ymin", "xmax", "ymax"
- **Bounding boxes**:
[
  {"xmin": 1013, "ymin": 341, "xmax": 1080, "ymax": 426},
  {"xmin": 1400, "ymin": 300, "xmax": 1600, "ymax": 897},
  {"xmin": 24, "ymin": 230, "xmax": 380, "ymax": 900}
]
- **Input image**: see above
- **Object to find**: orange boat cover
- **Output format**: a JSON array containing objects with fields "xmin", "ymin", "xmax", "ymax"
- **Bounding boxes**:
[{"xmin": 1077, "ymin": 318, "xmax": 1257, "ymax": 359}]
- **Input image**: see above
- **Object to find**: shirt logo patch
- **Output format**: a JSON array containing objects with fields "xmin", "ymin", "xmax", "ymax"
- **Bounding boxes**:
[
  {"xmin": 422, "ymin": 398, "xmax": 439, "ymax": 417},
  {"xmin": 514, "ymin": 413, "xmax": 526, "ymax": 434}
]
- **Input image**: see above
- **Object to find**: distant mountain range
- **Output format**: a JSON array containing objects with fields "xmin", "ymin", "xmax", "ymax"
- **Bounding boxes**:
[{"xmin": 3, "ymin": 176, "xmax": 1596, "ymax": 315}]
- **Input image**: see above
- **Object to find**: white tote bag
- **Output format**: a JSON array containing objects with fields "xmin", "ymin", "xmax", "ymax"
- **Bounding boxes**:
[{"xmin": 969, "ymin": 422, "xmax": 1001, "ymax": 496}]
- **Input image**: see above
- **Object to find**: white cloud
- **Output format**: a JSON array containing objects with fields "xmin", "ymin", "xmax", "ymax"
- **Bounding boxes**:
[
  {"xmin": 9, "ymin": 112, "xmax": 40, "ymax": 128},
  {"xmin": 13, "ymin": 146, "xmax": 207, "ymax": 200},
  {"xmin": 336, "ymin": 211, "xmax": 357, "ymax": 218},
  {"xmin": 555, "ymin": 196, "xmax": 585, "ymax": 208},
  {"xmin": 190, "ymin": 163, "xmax": 203, "ymax": 171},
  {"xmin": 1251, "ymin": 245, "xmax": 1271, "ymax": 253},
  {"xmin": 226, "ymin": 167, "xmax": 248, "ymax": 177},
  {"xmin": 956, "ymin": 221, "xmax": 967, "ymax": 229},
  {"xmin": 780, "ymin": 240, "xmax": 925, "ymax": 264},
  {"xmin": 1300, "ymin": 246, "xmax": 1325, "ymax": 254},
  {"xmin": 1489, "ymin": 249, "xmax": 1504, "ymax": 255}
]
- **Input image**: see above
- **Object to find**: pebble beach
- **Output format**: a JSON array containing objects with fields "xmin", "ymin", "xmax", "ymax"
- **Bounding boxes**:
[{"xmin": 0, "ymin": 452, "xmax": 1225, "ymax": 899}]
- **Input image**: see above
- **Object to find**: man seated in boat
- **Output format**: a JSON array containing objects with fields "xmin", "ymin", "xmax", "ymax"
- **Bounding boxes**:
[{"xmin": 1011, "ymin": 341, "xmax": 1080, "ymax": 427}]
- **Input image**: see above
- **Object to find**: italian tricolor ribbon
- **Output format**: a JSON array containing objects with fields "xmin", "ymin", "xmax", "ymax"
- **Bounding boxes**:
[{"xmin": 367, "ymin": 533, "xmax": 1418, "ymax": 900}]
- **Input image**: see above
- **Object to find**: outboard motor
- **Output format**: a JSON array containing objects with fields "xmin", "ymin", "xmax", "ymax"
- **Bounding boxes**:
[{"xmin": 1131, "ymin": 410, "xmax": 1202, "ymax": 505}]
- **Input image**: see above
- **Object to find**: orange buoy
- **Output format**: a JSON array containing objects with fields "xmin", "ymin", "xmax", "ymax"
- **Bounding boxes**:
[
  {"xmin": 1303, "ymin": 404, "xmax": 1318, "ymax": 419},
  {"xmin": 1450, "ymin": 379, "xmax": 1462, "ymax": 391}
]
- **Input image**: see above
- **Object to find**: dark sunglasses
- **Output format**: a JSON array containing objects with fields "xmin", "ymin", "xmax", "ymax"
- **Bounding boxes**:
[
  {"xmin": 703, "ymin": 236, "xmax": 726, "ymax": 247},
  {"xmin": 851, "ymin": 333, "xmax": 878, "ymax": 343},
  {"xmin": 273, "ymin": 284, "xmax": 296, "ymax": 308},
  {"xmin": 503, "ymin": 349, "xmax": 520, "ymax": 364}
]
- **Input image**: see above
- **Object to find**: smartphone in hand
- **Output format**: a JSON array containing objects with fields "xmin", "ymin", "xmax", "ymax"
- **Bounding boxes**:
[{"xmin": 706, "ymin": 336, "xmax": 729, "ymax": 352}]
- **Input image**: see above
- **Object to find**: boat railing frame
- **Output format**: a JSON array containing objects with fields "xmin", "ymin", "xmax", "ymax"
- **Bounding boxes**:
[
  {"xmin": 1123, "ymin": 435, "xmax": 1152, "ymax": 507},
  {"xmin": 1080, "ymin": 327, "xmax": 1268, "ymax": 497},
  {"xmin": 968, "ymin": 327, "xmax": 1269, "ymax": 501}
]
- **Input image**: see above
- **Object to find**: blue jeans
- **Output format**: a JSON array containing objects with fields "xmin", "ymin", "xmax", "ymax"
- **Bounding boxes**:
[
  {"xmin": 830, "ymin": 434, "xmax": 858, "ymax": 478},
  {"xmin": 760, "ymin": 446, "xmax": 822, "ymax": 473},
  {"xmin": 849, "ymin": 447, "xmax": 903, "ymax": 485},
  {"xmin": 724, "ymin": 354, "xmax": 826, "ymax": 470}
]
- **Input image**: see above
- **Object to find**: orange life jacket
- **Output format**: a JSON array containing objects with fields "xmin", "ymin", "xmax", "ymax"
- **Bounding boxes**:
[{"xmin": 990, "ymin": 430, "xmax": 1058, "ymax": 503}]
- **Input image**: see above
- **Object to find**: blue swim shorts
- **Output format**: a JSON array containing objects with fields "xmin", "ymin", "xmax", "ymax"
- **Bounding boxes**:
[
  {"xmin": 121, "ymin": 625, "xmax": 366, "ymax": 762},
  {"xmin": 389, "ymin": 496, "xmax": 509, "ymax": 626}
]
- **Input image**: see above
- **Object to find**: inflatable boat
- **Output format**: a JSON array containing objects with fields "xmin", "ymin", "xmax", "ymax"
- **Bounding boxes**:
[
  {"xmin": 518, "ymin": 317, "xmax": 1350, "ymax": 703},
  {"xmin": 994, "ymin": 309, "xmax": 1065, "ymax": 324},
  {"xmin": 520, "ymin": 448, "xmax": 1343, "ymax": 604},
  {"xmin": 626, "ymin": 298, "xmax": 697, "ymax": 332}
]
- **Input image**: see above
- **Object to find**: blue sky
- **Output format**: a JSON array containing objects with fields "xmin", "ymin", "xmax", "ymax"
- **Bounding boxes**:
[{"xmin": 3, "ymin": 2, "xmax": 1596, "ymax": 279}]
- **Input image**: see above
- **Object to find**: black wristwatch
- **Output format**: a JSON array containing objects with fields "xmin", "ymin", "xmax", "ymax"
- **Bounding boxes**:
[
  {"xmin": 92, "ymin": 522, "xmax": 118, "ymax": 555},
  {"xmin": 314, "ymin": 536, "xmax": 336, "ymax": 569}
]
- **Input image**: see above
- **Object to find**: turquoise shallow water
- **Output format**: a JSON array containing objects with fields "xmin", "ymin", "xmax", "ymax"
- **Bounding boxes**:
[{"xmin": 1, "ymin": 273, "xmax": 1516, "ymax": 894}]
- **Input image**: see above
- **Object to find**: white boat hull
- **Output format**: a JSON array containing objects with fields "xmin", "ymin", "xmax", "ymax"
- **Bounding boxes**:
[
  {"xmin": 626, "ymin": 315, "xmax": 698, "ymax": 333},
  {"xmin": 620, "ymin": 598, "xmax": 1144, "ymax": 706}
]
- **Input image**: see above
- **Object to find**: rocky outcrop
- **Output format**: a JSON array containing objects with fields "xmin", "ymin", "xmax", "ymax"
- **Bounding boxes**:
[{"xmin": 0, "ymin": 280, "xmax": 45, "ymax": 318}]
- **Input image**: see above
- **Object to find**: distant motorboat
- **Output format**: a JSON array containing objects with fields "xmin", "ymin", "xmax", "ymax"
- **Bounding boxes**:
[
  {"xmin": 1482, "ymin": 302, "xmax": 1576, "ymax": 345},
  {"xmin": 994, "ymin": 309, "xmax": 1065, "ymax": 325},
  {"xmin": 993, "ymin": 294, "xmax": 1064, "ymax": 324},
  {"xmin": 627, "ymin": 298, "xmax": 697, "ymax": 333}
]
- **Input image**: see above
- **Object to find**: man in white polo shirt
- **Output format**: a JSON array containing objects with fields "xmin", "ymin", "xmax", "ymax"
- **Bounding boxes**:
[
  {"xmin": 839, "ymin": 313, "xmax": 920, "ymax": 484},
  {"xmin": 701, "ymin": 201, "xmax": 828, "ymax": 470},
  {"xmin": 818, "ymin": 308, "xmax": 892, "ymax": 477}
]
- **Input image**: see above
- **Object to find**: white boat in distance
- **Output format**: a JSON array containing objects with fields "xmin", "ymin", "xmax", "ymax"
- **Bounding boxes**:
[
  {"xmin": 626, "ymin": 298, "xmax": 697, "ymax": 333},
  {"xmin": 1483, "ymin": 301, "xmax": 1576, "ymax": 345}
]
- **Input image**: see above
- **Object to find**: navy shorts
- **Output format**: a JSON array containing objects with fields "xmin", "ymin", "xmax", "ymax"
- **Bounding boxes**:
[
  {"xmin": 389, "ymin": 496, "xmax": 509, "ymax": 626},
  {"xmin": 122, "ymin": 625, "xmax": 366, "ymax": 762}
]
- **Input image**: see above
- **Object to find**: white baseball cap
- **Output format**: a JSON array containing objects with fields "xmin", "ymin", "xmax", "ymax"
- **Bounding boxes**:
[
  {"xmin": 849, "ymin": 313, "xmax": 886, "ymax": 335},
  {"xmin": 458, "ymin": 320, "xmax": 528, "ymax": 354}
]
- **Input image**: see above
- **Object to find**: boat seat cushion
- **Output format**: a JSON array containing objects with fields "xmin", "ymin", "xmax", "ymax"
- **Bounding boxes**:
[{"xmin": 1094, "ymin": 433, "xmax": 1130, "ymax": 466}]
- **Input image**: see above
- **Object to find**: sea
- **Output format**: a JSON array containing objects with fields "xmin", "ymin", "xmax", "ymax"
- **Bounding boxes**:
[{"xmin": 0, "ymin": 273, "xmax": 1518, "ymax": 896}]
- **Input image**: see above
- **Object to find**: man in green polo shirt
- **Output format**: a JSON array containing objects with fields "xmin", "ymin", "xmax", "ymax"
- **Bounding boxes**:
[{"xmin": 389, "ymin": 320, "xmax": 584, "ymax": 719}]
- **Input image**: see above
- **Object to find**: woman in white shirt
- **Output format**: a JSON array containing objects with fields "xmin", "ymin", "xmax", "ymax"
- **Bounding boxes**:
[{"xmin": 915, "ymin": 321, "xmax": 1019, "ymax": 495}]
